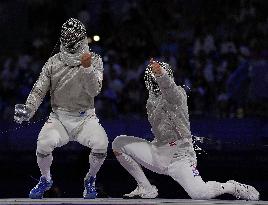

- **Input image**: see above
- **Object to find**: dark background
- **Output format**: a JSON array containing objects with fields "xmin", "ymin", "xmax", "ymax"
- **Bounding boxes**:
[{"xmin": 0, "ymin": 0, "xmax": 267, "ymax": 200}]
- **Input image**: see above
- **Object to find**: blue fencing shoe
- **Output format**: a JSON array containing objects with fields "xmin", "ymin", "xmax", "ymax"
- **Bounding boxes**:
[
  {"xmin": 83, "ymin": 176, "xmax": 97, "ymax": 199},
  {"xmin": 29, "ymin": 176, "xmax": 53, "ymax": 199}
]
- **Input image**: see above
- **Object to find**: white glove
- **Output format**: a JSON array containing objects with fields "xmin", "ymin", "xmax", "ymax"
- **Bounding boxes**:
[{"xmin": 14, "ymin": 104, "xmax": 32, "ymax": 124}]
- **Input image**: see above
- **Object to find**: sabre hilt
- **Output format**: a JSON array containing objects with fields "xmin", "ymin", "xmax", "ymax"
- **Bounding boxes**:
[{"xmin": 14, "ymin": 104, "xmax": 32, "ymax": 124}]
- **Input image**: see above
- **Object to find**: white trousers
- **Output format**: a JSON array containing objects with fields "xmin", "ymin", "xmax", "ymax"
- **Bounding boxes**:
[
  {"xmin": 113, "ymin": 135, "xmax": 233, "ymax": 199},
  {"xmin": 37, "ymin": 109, "xmax": 108, "ymax": 155}
]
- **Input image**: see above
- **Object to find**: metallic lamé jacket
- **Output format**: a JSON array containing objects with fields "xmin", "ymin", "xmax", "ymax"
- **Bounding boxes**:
[
  {"xmin": 146, "ymin": 72, "xmax": 196, "ymax": 162},
  {"xmin": 25, "ymin": 40, "xmax": 103, "ymax": 117}
]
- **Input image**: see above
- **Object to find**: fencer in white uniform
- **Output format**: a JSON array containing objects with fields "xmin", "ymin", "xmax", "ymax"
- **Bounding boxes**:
[
  {"xmin": 112, "ymin": 59, "xmax": 259, "ymax": 200},
  {"xmin": 14, "ymin": 18, "xmax": 108, "ymax": 199}
]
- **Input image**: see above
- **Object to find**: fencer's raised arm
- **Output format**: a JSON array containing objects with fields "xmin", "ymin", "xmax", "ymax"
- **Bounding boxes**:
[
  {"xmin": 82, "ymin": 54, "xmax": 103, "ymax": 97},
  {"xmin": 155, "ymin": 66, "xmax": 184, "ymax": 106},
  {"xmin": 25, "ymin": 59, "xmax": 51, "ymax": 118},
  {"xmin": 156, "ymin": 71, "xmax": 184, "ymax": 106}
]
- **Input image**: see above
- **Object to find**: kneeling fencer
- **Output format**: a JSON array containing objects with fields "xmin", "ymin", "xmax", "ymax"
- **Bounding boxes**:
[
  {"xmin": 112, "ymin": 59, "xmax": 259, "ymax": 200},
  {"xmin": 14, "ymin": 18, "xmax": 108, "ymax": 199}
]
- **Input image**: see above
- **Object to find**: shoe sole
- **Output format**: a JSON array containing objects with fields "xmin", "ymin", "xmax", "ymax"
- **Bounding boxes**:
[
  {"xmin": 29, "ymin": 195, "xmax": 43, "ymax": 199},
  {"xmin": 29, "ymin": 184, "xmax": 52, "ymax": 199},
  {"xmin": 123, "ymin": 194, "xmax": 158, "ymax": 199},
  {"xmin": 83, "ymin": 192, "xmax": 98, "ymax": 199},
  {"xmin": 123, "ymin": 195, "xmax": 143, "ymax": 199}
]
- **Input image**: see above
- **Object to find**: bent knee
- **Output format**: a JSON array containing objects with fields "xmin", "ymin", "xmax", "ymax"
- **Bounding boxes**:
[
  {"xmin": 37, "ymin": 139, "xmax": 55, "ymax": 155},
  {"xmin": 92, "ymin": 138, "xmax": 108, "ymax": 151},
  {"xmin": 112, "ymin": 135, "xmax": 130, "ymax": 151}
]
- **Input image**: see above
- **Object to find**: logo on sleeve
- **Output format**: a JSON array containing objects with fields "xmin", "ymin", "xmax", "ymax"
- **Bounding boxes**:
[{"xmin": 191, "ymin": 165, "xmax": 200, "ymax": 177}]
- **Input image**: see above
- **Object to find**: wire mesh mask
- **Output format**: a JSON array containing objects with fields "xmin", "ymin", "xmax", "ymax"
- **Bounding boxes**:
[
  {"xmin": 144, "ymin": 62, "xmax": 174, "ymax": 95},
  {"xmin": 60, "ymin": 18, "xmax": 86, "ymax": 53}
]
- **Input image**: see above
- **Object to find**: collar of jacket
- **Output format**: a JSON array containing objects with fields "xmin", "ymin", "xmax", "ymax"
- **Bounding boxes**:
[{"xmin": 59, "ymin": 38, "xmax": 89, "ymax": 67}]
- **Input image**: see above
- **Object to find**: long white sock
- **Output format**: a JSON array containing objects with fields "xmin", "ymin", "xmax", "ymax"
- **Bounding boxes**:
[
  {"xmin": 37, "ymin": 154, "xmax": 53, "ymax": 181},
  {"xmin": 116, "ymin": 153, "xmax": 152, "ymax": 189},
  {"xmin": 88, "ymin": 153, "xmax": 106, "ymax": 177}
]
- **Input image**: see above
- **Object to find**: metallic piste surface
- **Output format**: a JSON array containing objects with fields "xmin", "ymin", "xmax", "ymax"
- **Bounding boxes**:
[{"xmin": 0, "ymin": 198, "xmax": 266, "ymax": 205}]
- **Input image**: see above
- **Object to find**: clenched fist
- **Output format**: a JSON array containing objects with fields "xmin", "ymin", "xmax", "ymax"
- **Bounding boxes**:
[
  {"xmin": 81, "ymin": 52, "xmax": 92, "ymax": 68},
  {"xmin": 149, "ymin": 58, "xmax": 163, "ymax": 76}
]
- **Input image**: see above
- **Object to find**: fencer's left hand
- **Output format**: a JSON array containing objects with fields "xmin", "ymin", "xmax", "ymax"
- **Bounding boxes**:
[
  {"xmin": 149, "ymin": 58, "xmax": 163, "ymax": 76},
  {"xmin": 14, "ymin": 104, "xmax": 32, "ymax": 124},
  {"xmin": 81, "ymin": 52, "xmax": 92, "ymax": 68}
]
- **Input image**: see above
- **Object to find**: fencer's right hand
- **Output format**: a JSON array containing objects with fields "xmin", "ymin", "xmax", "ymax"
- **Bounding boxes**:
[
  {"xmin": 149, "ymin": 58, "xmax": 163, "ymax": 76},
  {"xmin": 81, "ymin": 52, "xmax": 92, "ymax": 68},
  {"xmin": 14, "ymin": 104, "xmax": 32, "ymax": 124}
]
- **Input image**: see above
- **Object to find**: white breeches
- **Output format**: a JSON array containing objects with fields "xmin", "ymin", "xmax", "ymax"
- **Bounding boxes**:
[
  {"xmin": 112, "ymin": 135, "xmax": 226, "ymax": 199},
  {"xmin": 37, "ymin": 110, "xmax": 108, "ymax": 155}
]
